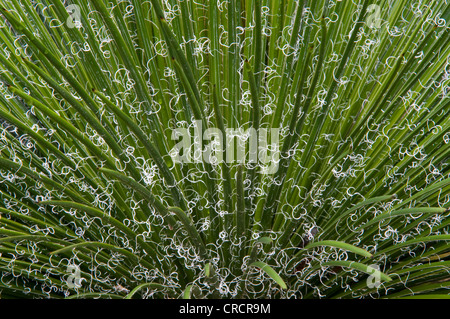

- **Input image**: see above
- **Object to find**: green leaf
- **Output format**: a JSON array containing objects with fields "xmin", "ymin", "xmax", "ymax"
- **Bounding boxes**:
[
  {"xmin": 257, "ymin": 237, "xmax": 273, "ymax": 245},
  {"xmin": 304, "ymin": 240, "xmax": 373, "ymax": 258},
  {"xmin": 125, "ymin": 283, "xmax": 168, "ymax": 299},
  {"xmin": 321, "ymin": 260, "xmax": 392, "ymax": 283},
  {"xmin": 250, "ymin": 261, "xmax": 287, "ymax": 289},
  {"xmin": 361, "ymin": 207, "xmax": 448, "ymax": 229},
  {"xmin": 50, "ymin": 241, "xmax": 142, "ymax": 264},
  {"xmin": 183, "ymin": 285, "xmax": 193, "ymax": 299}
]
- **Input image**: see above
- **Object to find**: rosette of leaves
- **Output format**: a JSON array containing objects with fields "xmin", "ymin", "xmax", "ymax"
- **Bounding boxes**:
[{"xmin": 0, "ymin": 0, "xmax": 449, "ymax": 299}]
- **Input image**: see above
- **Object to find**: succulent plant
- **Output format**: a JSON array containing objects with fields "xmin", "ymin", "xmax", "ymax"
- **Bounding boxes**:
[{"xmin": 0, "ymin": 0, "xmax": 448, "ymax": 299}]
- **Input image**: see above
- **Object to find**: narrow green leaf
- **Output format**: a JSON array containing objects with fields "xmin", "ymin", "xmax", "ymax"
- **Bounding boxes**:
[
  {"xmin": 168, "ymin": 206, "xmax": 208, "ymax": 259},
  {"xmin": 304, "ymin": 240, "xmax": 373, "ymax": 258},
  {"xmin": 250, "ymin": 261, "xmax": 287, "ymax": 289},
  {"xmin": 183, "ymin": 285, "xmax": 193, "ymax": 299},
  {"xmin": 361, "ymin": 207, "xmax": 448, "ymax": 229},
  {"xmin": 321, "ymin": 260, "xmax": 392, "ymax": 283},
  {"xmin": 50, "ymin": 241, "xmax": 141, "ymax": 263},
  {"xmin": 257, "ymin": 237, "xmax": 273, "ymax": 245},
  {"xmin": 125, "ymin": 283, "xmax": 168, "ymax": 299},
  {"xmin": 236, "ymin": 164, "xmax": 246, "ymax": 238}
]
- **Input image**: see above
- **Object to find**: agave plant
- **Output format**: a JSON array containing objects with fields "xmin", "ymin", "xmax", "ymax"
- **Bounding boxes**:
[{"xmin": 0, "ymin": 0, "xmax": 448, "ymax": 299}]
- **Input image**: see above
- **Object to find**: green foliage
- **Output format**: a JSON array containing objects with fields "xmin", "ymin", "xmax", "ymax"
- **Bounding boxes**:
[{"xmin": 0, "ymin": 0, "xmax": 448, "ymax": 299}]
